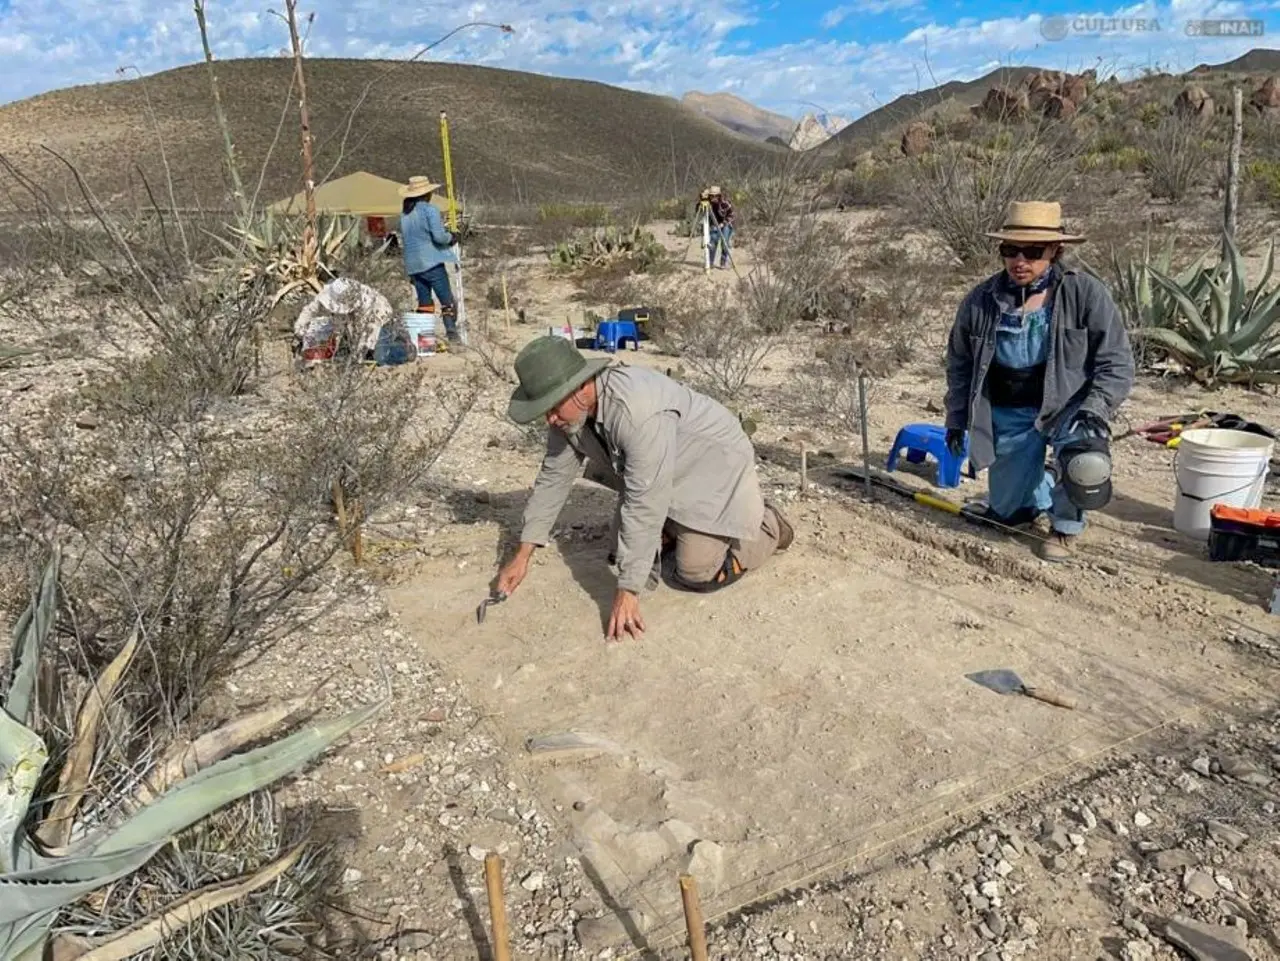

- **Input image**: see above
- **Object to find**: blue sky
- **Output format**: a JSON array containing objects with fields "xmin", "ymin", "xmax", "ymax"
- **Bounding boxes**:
[{"xmin": 1, "ymin": 0, "xmax": 1277, "ymax": 119}]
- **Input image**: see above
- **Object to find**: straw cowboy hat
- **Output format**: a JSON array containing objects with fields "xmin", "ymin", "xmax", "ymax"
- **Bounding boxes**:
[
  {"xmin": 707, "ymin": 185, "xmax": 722, "ymax": 196},
  {"xmin": 399, "ymin": 175, "xmax": 444, "ymax": 199},
  {"xmin": 507, "ymin": 336, "xmax": 610, "ymax": 424},
  {"xmin": 985, "ymin": 201, "xmax": 1086, "ymax": 244}
]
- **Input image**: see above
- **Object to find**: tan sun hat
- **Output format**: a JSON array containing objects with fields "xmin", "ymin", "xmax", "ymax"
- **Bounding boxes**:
[
  {"xmin": 399, "ymin": 175, "xmax": 443, "ymax": 199},
  {"xmin": 985, "ymin": 201, "xmax": 1085, "ymax": 244},
  {"xmin": 708, "ymin": 185, "xmax": 722, "ymax": 195}
]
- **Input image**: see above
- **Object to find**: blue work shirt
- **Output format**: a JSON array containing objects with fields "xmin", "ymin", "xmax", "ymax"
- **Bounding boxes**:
[{"xmin": 401, "ymin": 201, "xmax": 456, "ymax": 276}]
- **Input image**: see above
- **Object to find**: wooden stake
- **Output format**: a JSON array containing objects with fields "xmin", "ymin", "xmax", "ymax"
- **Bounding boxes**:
[
  {"xmin": 483, "ymin": 853, "xmax": 512, "ymax": 961},
  {"xmin": 857, "ymin": 371, "xmax": 872, "ymax": 497},
  {"xmin": 502, "ymin": 273, "xmax": 511, "ymax": 329},
  {"xmin": 331, "ymin": 477, "xmax": 347, "ymax": 540},
  {"xmin": 351, "ymin": 501, "xmax": 363, "ymax": 565},
  {"xmin": 800, "ymin": 446, "xmax": 809, "ymax": 494},
  {"xmin": 1226, "ymin": 86, "xmax": 1243, "ymax": 240},
  {"xmin": 679, "ymin": 874, "xmax": 710, "ymax": 961}
]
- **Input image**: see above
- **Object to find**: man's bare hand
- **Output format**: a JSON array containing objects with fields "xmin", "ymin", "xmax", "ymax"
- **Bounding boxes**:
[
  {"xmin": 496, "ymin": 544, "xmax": 534, "ymax": 596},
  {"xmin": 606, "ymin": 589, "xmax": 646, "ymax": 641}
]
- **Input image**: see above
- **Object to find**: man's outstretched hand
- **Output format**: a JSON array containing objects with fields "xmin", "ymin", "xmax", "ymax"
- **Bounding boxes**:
[
  {"xmin": 606, "ymin": 589, "xmax": 646, "ymax": 642},
  {"xmin": 496, "ymin": 544, "xmax": 535, "ymax": 596},
  {"xmin": 945, "ymin": 427, "xmax": 966, "ymax": 458}
]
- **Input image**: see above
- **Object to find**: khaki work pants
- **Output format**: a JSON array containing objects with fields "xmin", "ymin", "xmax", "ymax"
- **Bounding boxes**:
[{"xmin": 585, "ymin": 464, "xmax": 783, "ymax": 587}]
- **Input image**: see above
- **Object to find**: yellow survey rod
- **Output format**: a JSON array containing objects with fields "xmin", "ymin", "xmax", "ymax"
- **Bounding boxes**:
[
  {"xmin": 439, "ymin": 111, "xmax": 458, "ymax": 231},
  {"xmin": 837, "ymin": 466, "xmax": 974, "ymax": 521}
]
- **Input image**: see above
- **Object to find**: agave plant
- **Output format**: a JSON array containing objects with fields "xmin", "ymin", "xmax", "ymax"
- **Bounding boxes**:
[
  {"xmin": 1135, "ymin": 229, "xmax": 1280, "ymax": 386},
  {"xmin": 549, "ymin": 222, "xmax": 665, "ymax": 271},
  {"xmin": 1081, "ymin": 230, "xmax": 1212, "ymax": 336},
  {"xmin": 1, "ymin": 549, "xmax": 382, "ymax": 960},
  {"xmin": 209, "ymin": 210, "xmax": 360, "ymax": 308}
]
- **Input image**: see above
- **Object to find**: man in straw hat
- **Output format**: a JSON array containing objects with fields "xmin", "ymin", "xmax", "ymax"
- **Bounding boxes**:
[
  {"xmin": 399, "ymin": 175, "xmax": 459, "ymax": 347},
  {"xmin": 495, "ymin": 336, "xmax": 794, "ymax": 641},
  {"xmin": 943, "ymin": 200, "xmax": 1134, "ymax": 562}
]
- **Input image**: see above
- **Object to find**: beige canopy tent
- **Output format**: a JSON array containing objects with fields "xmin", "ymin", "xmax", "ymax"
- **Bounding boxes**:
[{"xmin": 266, "ymin": 171, "xmax": 454, "ymax": 218}]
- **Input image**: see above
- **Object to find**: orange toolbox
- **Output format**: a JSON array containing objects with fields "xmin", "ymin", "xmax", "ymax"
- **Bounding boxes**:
[{"xmin": 1208, "ymin": 505, "xmax": 1280, "ymax": 566}]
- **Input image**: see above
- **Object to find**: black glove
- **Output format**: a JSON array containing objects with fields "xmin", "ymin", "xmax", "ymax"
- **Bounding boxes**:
[
  {"xmin": 945, "ymin": 428, "xmax": 966, "ymax": 457},
  {"xmin": 1071, "ymin": 410, "xmax": 1110, "ymax": 438}
]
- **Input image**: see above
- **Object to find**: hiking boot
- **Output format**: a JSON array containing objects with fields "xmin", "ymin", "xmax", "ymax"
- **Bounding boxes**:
[
  {"xmin": 768, "ymin": 502, "xmax": 795, "ymax": 551},
  {"xmin": 1037, "ymin": 532, "xmax": 1077, "ymax": 562}
]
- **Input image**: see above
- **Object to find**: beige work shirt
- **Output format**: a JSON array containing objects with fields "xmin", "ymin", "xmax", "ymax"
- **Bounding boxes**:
[{"xmin": 519, "ymin": 364, "xmax": 764, "ymax": 592}]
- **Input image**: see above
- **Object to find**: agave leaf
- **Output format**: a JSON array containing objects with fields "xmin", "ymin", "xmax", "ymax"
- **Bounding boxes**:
[
  {"xmin": 1147, "ymin": 266, "xmax": 1213, "ymax": 345},
  {"xmin": 1207, "ymin": 275, "xmax": 1232, "ymax": 347},
  {"xmin": 6, "ymin": 550, "xmax": 60, "ymax": 726},
  {"xmin": 0, "ymin": 710, "xmax": 47, "ymax": 875},
  {"xmin": 124, "ymin": 689, "xmax": 315, "ymax": 810},
  {"xmin": 36, "ymin": 626, "xmax": 140, "ymax": 850},
  {"xmin": 0, "ymin": 841, "xmax": 171, "ymax": 925},
  {"xmin": 89, "ymin": 699, "xmax": 383, "ymax": 858},
  {"xmin": 0, "ymin": 908, "xmax": 59, "ymax": 961},
  {"xmin": 1131, "ymin": 327, "xmax": 1207, "ymax": 369},
  {"xmin": 1239, "ymin": 238, "xmax": 1276, "ymax": 321},
  {"xmin": 1228, "ymin": 294, "xmax": 1280, "ymax": 353},
  {"xmin": 1224, "ymin": 230, "xmax": 1246, "ymax": 328}
]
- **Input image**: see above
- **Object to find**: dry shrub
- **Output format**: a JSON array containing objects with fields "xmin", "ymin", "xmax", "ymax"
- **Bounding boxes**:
[
  {"xmin": 1139, "ymin": 115, "xmax": 1212, "ymax": 201},
  {"xmin": 902, "ymin": 117, "xmax": 1082, "ymax": 263}
]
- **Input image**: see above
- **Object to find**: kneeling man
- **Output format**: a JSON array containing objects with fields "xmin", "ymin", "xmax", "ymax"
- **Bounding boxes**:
[{"xmin": 495, "ymin": 336, "xmax": 793, "ymax": 640}]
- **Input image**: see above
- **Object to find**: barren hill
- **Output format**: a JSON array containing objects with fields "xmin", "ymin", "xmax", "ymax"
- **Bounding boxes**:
[
  {"xmin": 0, "ymin": 59, "xmax": 783, "ymax": 209},
  {"xmin": 681, "ymin": 90, "xmax": 797, "ymax": 143}
]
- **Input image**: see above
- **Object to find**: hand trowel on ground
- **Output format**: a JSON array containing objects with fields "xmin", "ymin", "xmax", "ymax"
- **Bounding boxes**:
[{"xmin": 966, "ymin": 668, "xmax": 1078, "ymax": 710}]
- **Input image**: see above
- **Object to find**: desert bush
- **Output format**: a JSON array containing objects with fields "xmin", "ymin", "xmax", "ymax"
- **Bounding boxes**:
[
  {"xmin": 537, "ymin": 203, "xmax": 612, "ymax": 228},
  {"xmin": 1139, "ymin": 116, "xmax": 1211, "ymax": 201},
  {"xmin": 792, "ymin": 338, "xmax": 882, "ymax": 435},
  {"xmin": 1245, "ymin": 159, "xmax": 1280, "ymax": 208},
  {"xmin": 655, "ymin": 284, "xmax": 775, "ymax": 400},
  {"xmin": 727, "ymin": 150, "xmax": 823, "ymax": 228},
  {"xmin": 1132, "ymin": 229, "xmax": 1280, "ymax": 386},
  {"xmin": 902, "ymin": 118, "xmax": 1082, "ymax": 264}
]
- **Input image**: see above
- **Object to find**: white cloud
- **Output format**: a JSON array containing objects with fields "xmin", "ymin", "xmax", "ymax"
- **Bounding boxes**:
[{"xmin": 0, "ymin": 0, "xmax": 1276, "ymax": 123}]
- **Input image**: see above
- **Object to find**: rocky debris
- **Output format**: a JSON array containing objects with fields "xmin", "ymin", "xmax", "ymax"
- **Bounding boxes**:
[
  {"xmin": 974, "ymin": 69, "xmax": 1094, "ymax": 122},
  {"xmin": 1175, "ymin": 84, "xmax": 1216, "ymax": 121},
  {"xmin": 789, "ymin": 112, "xmax": 849, "ymax": 150},
  {"xmin": 1161, "ymin": 915, "xmax": 1254, "ymax": 961},
  {"xmin": 900, "ymin": 121, "xmax": 933, "ymax": 157},
  {"xmin": 973, "ymin": 86, "xmax": 1029, "ymax": 122},
  {"xmin": 1250, "ymin": 76, "xmax": 1280, "ymax": 113}
]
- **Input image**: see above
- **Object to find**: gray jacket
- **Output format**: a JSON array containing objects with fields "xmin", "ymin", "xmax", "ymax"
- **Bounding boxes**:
[
  {"xmin": 520, "ymin": 364, "xmax": 764, "ymax": 592},
  {"xmin": 944, "ymin": 267, "xmax": 1135, "ymax": 470}
]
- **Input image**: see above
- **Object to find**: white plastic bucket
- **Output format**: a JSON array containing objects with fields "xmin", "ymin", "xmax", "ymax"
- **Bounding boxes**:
[
  {"xmin": 403, "ymin": 311, "xmax": 435, "ymax": 356},
  {"xmin": 1172, "ymin": 428, "xmax": 1273, "ymax": 539}
]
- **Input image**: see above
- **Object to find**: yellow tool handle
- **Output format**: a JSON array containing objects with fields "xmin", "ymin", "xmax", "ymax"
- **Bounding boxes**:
[
  {"xmin": 1022, "ymin": 686, "xmax": 1078, "ymax": 710},
  {"xmin": 914, "ymin": 492, "xmax": 962, "ymax": 515}
]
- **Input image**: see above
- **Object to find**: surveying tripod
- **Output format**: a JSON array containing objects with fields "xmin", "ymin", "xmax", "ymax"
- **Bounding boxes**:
[{"xmin": 683, "ymin": 197, "xmax": 735, "ymax": 274}]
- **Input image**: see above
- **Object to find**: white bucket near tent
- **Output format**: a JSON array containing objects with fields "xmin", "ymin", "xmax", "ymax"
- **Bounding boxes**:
[
  {"xmin": 403, "ymin": 312, "xmax": 436, "ymax": 356},
  {"xmin": 1172, "ymin": 428, "xmax": 1274, "ymax": 539}
]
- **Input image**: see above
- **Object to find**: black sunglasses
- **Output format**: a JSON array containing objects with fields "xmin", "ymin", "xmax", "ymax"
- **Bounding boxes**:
[{"xmin": 999, "ymin": 243, "xmax": 1049, "ymax": 260}]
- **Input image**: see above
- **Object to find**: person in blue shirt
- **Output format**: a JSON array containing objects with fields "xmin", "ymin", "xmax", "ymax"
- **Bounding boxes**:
[{"xmin": 398, "ymin": 175, "xmax": 459, "ymax": 346}]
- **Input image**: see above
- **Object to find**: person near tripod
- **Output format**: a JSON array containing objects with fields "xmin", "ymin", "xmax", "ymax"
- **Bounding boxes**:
[{"xmin": 707, "ymin": 186, "xmax": 734, "ymax": 269}]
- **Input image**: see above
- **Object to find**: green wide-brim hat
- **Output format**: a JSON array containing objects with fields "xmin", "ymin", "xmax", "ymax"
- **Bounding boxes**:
[{"xmin": 507, "ymin": 335, "xmax": 610, "ymax": 424}]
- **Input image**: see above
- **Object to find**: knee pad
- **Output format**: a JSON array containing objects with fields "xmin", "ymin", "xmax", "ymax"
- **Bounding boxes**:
[
  {"xmin": 1060, "ymin": 436, "xmax": 1112, "ymax": 510},
  {"xmin": 673, "ymin": 552, "xmax": 745, "ymax": 594}
]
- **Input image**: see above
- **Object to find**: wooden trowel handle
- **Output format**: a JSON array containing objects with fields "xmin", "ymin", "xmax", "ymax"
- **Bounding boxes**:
[{"xmin": 1022, "ymin": 686, "xmax": 1078, "ymax": 710}]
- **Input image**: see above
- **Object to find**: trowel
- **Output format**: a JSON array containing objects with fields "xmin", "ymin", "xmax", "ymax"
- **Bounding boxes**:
[{"xmin": 965, "ymin": 668, "xmax": 1078, "ymax": 710}]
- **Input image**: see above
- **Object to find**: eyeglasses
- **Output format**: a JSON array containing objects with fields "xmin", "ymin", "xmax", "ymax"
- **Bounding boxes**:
[{"xmin": 999, "ymin": 243, "xmax": 1048, "ymax": 260}]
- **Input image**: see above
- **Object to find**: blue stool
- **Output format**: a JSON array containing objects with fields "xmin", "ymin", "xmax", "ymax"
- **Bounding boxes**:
[
  {"xmin": 595, "ymin": 320, "xmax": 640, "ymax": 353},
  {"xmin": 885, "ymin": 423, "xmax": 975, "ymax": 488}
]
